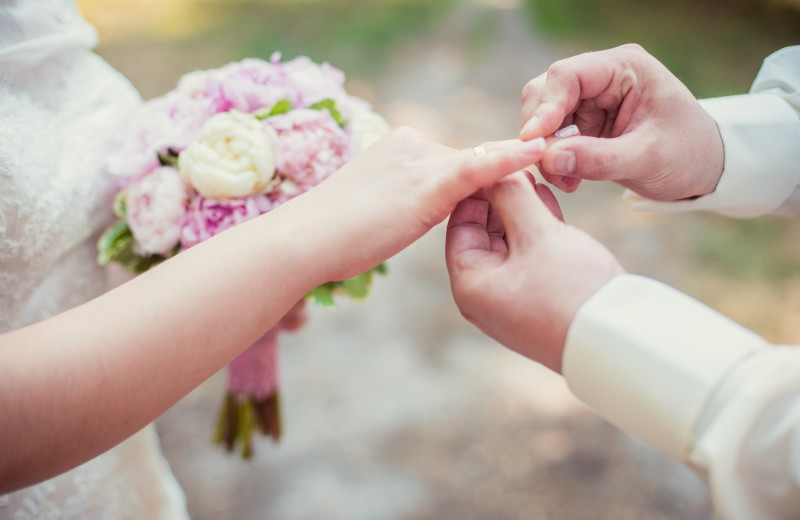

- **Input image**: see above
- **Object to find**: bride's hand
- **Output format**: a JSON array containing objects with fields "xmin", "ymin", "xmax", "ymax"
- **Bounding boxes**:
[
  {"xmin": 300, "ymin": 126, "xmax": 547, "ymax": 281},
  {"xmin": 445, "ymin": 172, "xmax": 624, "ymax": 373}
]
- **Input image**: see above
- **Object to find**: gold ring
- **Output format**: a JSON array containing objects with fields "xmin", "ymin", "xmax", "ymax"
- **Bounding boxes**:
[{"xmin": 472, "ymin": 145, "xmax": 486, "ymax": 156}]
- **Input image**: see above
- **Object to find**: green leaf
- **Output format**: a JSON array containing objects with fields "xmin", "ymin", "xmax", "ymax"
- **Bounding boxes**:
[
  {"xmin": 96, "ymin": 220, "xmax": 172, "ymax": 274},
  {"xmin": 97, "ymin": 221, "xmax": 135, "ymax": 266},
  {"xmin": 306, "ymin": 283, "xmax": 337, "ymax": 307},
  {"xmin": 305, "ymin": 264, "xmax": 388, "ymax": 307},
  {"xmin": 254, "ymin": 99, "xmax": 293, "ymax": 120},
  {"xmin": 118, "ymin": 248, "xmax": 169, "ymax": 274},
  {"xmin": 309, "ymin": 98, "xmax": 346, "ymax": 126},
  {"xmin": 113, "ymin": 192, "xmax": 127, "ymax": 219},
  {"xmin": 342, "ymin": 270, "xmax": 372, "ymax": 300},
  {"xmin": 157, "ymin": 149, "xmax": 179, "ymax": 167},
  {"xmin": 269, "ymin": 99, "xmax": 293, "ymax": 117}
]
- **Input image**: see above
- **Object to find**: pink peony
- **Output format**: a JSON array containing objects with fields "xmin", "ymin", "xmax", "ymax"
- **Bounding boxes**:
[
  {"xmin": 180, "ymin": 194, "xmax": 276, "ymax": 249},
  {"xmin": 267, "ymin": 109, "xmax": 353, "ymax": 189},
  {"xmin": 178, "ymin": 57, "xmax": 299, "ymax": 114},
  {"xmin": 126, "ymin": 167, "xmax": 189, "ymax": 256},
  {"xmin": 108, "ymin": 91, "xmax": 216, "ymax": 183},
  {"xmin": 176, "ymin": 54, "xmax": 372, "ymax": 118},
  {"xmin": 278, "ymin": 53, "xmax": 371, "ymax": 118}
]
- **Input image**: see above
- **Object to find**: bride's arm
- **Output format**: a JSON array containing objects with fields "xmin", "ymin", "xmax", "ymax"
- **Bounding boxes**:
[{"xmin": 0, "ymin": 127, "xmax": 545, "ymax": 492}]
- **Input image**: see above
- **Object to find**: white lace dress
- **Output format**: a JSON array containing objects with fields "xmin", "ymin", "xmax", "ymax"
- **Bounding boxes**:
[{"xmin": 0, "ymin": 1, "xmax": 189, "ymax": 518}]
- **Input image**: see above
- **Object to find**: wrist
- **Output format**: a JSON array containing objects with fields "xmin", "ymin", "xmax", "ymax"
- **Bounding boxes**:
[
  {"xmin": 273, "ymin": 184, "xmax": 381, "ymax": 286},
  {"xmin": 254, "ymin": 194, "xmax": 338, "ymax": 292},
  {"xmin": 688, "ymin": 112, "xmax": 725, "ymax": 199}
]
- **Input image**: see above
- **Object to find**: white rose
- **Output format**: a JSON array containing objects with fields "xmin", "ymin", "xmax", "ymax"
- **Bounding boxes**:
[
  {"xmin": 179, "ymin": 110, "xmax": 277, "ymax": 198},
  {"xmin": 348, "ymin": 110, "xmax": 391, "ymax": 152}
]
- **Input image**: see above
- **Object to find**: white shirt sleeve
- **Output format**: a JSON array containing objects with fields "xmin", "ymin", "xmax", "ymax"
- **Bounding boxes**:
[
  {"xmin": 563, "ymin": 47, "xmax": 800, "ymax": 517},
  {"xmin": 564, "ymin": 274, "xmax": 800, "ymax": 519},
  {"xmin": 625, "ymin": 46, "xmax": 800, "ymax": 218}
]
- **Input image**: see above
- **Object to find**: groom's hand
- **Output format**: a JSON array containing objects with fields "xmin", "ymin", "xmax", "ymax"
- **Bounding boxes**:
[
  {"xmin": 520, "ymin": 44, "xmax": 724, "ymax": 202},
  {"xmin": 445, "ymin": 172, "xmax": 624, "ymax": 373}
]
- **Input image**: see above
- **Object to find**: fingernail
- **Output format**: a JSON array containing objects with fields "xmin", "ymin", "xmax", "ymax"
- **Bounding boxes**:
[
  {"xmin": 554, "ymin": 177, "xmax": 572, "ymax": 191},
  {"xmin": 552, "ymin": 150, "xmax": 575, "ymax": 174},
  {"xmin": 554, "ymin": 124, "xmax": 580, "ymax": 139},
  {"xmin": 521, "ymin": 137, "xmax": 545, "ymax": 156}
]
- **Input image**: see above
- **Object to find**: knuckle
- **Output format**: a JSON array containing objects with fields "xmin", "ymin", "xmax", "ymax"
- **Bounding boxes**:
[
  {"xmin": 390, "ymin": 125, "xmax": 428, "ymax": 146},
  {"xmin": 619, "ymin": 42, "xmax": 646, "ymax": 55},
  {"xmin": 498, "ymin": 172, "xmax": 527, "ymax": 190},
  {"xmin": 390, "ymin": 125, "xmax": 415, "ymax": 138},
  {"xmin": 546, "ymin": 59, "xmax": 567, "ymax": 80},
  {"xmin": 547, "ymin": 55, "xmax": 582, "ymax": 80},
  {"xmin": 458, "ymin": 161, "xmax": 480, "ymax": 186},
  {"xmin": 521, "ymin": 79, "xmax": 538, "ymax": 100}
]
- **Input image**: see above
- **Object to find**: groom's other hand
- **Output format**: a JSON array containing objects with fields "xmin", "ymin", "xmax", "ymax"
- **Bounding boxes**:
[
  {"xmin": 445, "ymin": 172, "xmax": 624, "ymax": 373},
  {"xmin": 520, "ymin": 44, "xmax": 724, "ymax": 202}
]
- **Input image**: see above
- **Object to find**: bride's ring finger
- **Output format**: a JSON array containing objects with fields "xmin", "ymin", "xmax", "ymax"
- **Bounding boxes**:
[{"xmin": 464, "ymin": 138, "xmax": 545, "ymax": 159}]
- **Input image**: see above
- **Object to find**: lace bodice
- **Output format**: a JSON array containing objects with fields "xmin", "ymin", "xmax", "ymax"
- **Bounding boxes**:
[{"xmin": 0, "ymin": 1, "xmax": 188, "ymax": 517}]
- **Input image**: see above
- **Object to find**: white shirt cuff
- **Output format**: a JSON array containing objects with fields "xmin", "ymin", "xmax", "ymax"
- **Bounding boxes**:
[
  {"xmin": 625, "ymin": 93, "xmax": 800, "ymax": 218},
  {"xmin": 563, "ymin": 274, "xmax": 767, "ymax": 462}
]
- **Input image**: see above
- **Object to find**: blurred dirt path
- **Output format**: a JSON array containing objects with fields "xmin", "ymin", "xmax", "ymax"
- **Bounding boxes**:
[{"xmin": 153, "ymin": 2, "xmax": 712, "ymax": 519}]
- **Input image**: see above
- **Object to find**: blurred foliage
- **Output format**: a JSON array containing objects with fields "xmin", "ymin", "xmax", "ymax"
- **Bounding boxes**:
[
  {"xmin": 229, "ymin": 0, "xmax": 457, "ymax": 77},
  {"xmin": 689, "ymin": 215, "xmax": 800, "ymax": 283},
  {"xmin": 79, "ymin": 0, "xmax": 457, "ymax": 80},
  {"xmin": 522, "ymin": 0, "xmax": 800, "ymax": 97}
]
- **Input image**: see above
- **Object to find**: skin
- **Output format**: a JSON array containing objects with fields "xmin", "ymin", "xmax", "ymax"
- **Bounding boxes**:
[
  {"xmin": 446, "ymin": 172, "xmax": 624, "ymax": 373},
  {"xmin": 519, "ymin": 44, "xmax": 725, "ymax": 201},
  {"xmin": 0, "ymin": 127, "xmax": 545, "ymax": 492},
  {"xmin": 446, "ymin": 45, "xmax": 728, "ymax": 374}
]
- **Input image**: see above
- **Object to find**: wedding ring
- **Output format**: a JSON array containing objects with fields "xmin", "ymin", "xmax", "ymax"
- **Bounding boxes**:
[{"xmin": 472, "ymin": 145, "xmax": 486, "ymax": 156}]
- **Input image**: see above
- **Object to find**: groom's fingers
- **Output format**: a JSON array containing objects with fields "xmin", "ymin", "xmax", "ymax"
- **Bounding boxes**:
[
  {"xmin": 520, "ymin": 48, "xmax": 636, "ymax": 141},
  {"xmin": 533, "ymin": 182, "xmax": 565, "ymax": 222},
  {"xmin": 446, "ymin": 194, "xmax": 492, "ymax": 265},
  {"xmin": 485, "ymin": 172, "xmax": 561, "ymax": 251},
  {"xmin": 520, "ymin": 72, "xmax": 546, "ymax": 132}
]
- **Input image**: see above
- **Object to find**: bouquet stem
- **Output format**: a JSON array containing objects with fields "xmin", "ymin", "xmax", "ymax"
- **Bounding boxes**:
[
  {"xmin": 213, "ymin": 300, "xmax": 306, "ymax": 459},
  {"xmin": 214, "ymin": 329, "xmax": 281, "ymax": 459},
  {"xmin": 214, "ymin": 391, "xmax": 282, "ymax": 459}
]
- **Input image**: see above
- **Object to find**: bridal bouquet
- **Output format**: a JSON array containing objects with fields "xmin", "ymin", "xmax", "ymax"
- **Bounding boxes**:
[{"xmin": 98, "ymin": 53, "xmax": 390, "ymax": 458}]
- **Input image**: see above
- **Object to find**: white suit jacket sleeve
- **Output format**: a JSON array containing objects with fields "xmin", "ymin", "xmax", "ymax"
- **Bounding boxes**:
[
  {"xmin": 563, "ymin": 48, "xmax": 800, "ymax": 519},
  {"xmin": 564, "ymin": 275, "xmax": 800, "ymax": 519},
  {"xmin": 625, "ymin": 46, "xmax": 800, "ymax": 217}
]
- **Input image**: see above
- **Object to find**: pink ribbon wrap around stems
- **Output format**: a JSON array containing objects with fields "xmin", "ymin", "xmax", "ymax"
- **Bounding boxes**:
[
  {"xmin": 214, "ymin": 300, "xmax": 307, "ymax": 459},
  {"xmin": 228, "ymin": 329, "xmax": 281, "ymax": 402}
]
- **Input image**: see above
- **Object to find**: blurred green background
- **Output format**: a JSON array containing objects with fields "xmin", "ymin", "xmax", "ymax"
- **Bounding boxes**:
[
  {"xmin": 77, "ymin": 1, "xmax": 799, "ymax": 519},
  {"xmin": 79, "ymin": 0, "xmax": 800, "ymax": 95},
  {"xmin": 79, "ymin": 0, "xmax": 800, "ymax": 344},
  {"xmin": 526, "ymin": 0, "xmax": 800, "ymax": 96}
]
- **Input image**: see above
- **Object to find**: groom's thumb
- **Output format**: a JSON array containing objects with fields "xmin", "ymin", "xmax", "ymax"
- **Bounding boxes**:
[{"xmin": 485, "ymin": 172, "xmax": 564, "ymax": 251}]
